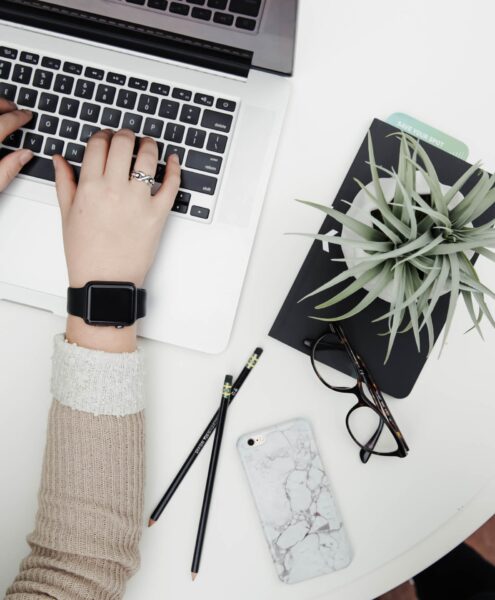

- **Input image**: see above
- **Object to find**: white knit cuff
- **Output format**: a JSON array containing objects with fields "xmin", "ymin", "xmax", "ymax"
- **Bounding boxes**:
[{"xmin": 50, "ymin": 334, "xmax": 145, "ymax": 416}]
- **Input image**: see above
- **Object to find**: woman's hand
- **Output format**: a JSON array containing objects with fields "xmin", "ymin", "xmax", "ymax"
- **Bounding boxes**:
[
  {"xmin": 53, "ymin": 128, "xmax": 181, "ymax": 351},
  {"xmin": 0, "ymin": 99, "xmax": 33, "ymax": 190}
]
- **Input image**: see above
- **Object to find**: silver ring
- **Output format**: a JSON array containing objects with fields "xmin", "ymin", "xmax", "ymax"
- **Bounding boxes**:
[{"xmin": 130, "ymin": 170, "xmax": 155, "ymax": 187}]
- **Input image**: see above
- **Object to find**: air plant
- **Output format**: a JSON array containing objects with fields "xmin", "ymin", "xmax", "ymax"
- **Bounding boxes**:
[{"xmin": 296, "ymin": 133, "xmax": 495, "ymax": 362}]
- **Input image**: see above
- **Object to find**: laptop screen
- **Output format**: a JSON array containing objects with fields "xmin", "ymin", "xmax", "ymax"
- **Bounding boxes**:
[{"xmin": 0, "ymin": 0, "xmax": 297, "ymax": 76}]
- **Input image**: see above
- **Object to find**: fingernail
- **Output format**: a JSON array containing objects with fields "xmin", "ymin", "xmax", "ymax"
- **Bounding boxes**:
[
  {"xmin": 20, "ymin": 108, "xmax": 32, "ymax": 115},
  {"xmin": 20, "ymin": 150, "xmax": 33, "ymax": 165},
  {"xmin": 7, "ymin": 100, "xmax": 17, "ymax": 109},
  {"xmin": 171, "ymin": 153, "xmax": 180, "ymax": 163}
]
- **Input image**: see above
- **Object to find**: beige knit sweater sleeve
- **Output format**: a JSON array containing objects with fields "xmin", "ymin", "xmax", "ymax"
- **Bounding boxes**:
[{"xmin": 5, "ymin": 334, "xmax": 146, "ymax": 600}]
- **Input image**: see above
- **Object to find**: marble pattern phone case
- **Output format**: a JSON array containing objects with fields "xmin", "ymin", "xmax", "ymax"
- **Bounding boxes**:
[{"xmin": 237, "ymin": 418, "xmax": 352, "ymax": 584}]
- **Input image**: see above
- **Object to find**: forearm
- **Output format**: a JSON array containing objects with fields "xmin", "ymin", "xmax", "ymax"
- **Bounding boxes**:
[{"xmin": 5, "ymin": 333, "xmax": 145, "ymax": 600}]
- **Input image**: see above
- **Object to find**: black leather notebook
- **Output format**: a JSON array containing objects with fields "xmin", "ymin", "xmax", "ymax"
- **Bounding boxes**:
[{"xmin": 269, "ymin": 118, "xmax": 495, "ymax": 398}]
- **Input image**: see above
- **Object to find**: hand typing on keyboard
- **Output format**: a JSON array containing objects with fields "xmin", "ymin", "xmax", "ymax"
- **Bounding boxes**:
[
  {"xmin": 0, "ymin": 99, "xmax": 33, "ymax": 190},
  {"xmin": 53, "ymin": 128, "xmax": 181, "ymax": 290}
]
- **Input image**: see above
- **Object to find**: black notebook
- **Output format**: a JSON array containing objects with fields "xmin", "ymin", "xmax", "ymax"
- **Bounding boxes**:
[{"xmin": 269, "ymin": 118, "xmax": 495, "ymax": 398}]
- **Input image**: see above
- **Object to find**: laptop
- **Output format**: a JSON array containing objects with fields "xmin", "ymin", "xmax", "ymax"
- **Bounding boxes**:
[{"xmin": 0, "ymin": 0, "xmax": 296, "ymax": 353}]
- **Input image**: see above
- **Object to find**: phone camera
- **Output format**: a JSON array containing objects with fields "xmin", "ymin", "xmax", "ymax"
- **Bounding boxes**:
[{"xmin": 247, "ymin": 438, "xmax": 255, "ymax": 446}]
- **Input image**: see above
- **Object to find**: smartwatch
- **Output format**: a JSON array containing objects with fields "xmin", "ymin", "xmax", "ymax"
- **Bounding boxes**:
[{"xmin": 67, "ymin": 281, "xmax": 147, "ymax": 328}]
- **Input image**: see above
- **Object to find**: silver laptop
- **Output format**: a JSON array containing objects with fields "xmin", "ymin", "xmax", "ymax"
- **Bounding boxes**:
[{"xmin": 0, "ymin": 0, "xmax": 296, "ymax": 353}]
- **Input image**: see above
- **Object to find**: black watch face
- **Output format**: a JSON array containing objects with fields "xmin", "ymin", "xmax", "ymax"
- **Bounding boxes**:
[{"xmin": 87, "ymin": 284, "xmax": 136, "ymax": 326}]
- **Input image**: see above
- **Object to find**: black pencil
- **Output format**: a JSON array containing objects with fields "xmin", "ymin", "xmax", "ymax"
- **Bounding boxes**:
[
  {"xmin": 191, "ymin": 374, "xmax": 232, "ymax": 581},
  {"xmin": 148, "ymin": 347, "xmax": 263, "ymax": 527}
]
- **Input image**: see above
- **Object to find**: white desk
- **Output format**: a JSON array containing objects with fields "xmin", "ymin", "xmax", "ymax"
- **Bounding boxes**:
[{"xmin": 1, "ymin": 1, "xmax": 495, "ymax": 598}]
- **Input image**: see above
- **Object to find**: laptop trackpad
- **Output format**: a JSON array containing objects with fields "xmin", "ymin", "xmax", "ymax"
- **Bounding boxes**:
[{"xmin": 0, "ymin": 192, "xmax": 67, "ymax": 297}]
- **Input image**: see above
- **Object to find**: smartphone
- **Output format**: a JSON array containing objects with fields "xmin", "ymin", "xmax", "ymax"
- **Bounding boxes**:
[{"xmin": 237, "ymin": 418, "xmax": 352, "ymax": 584}]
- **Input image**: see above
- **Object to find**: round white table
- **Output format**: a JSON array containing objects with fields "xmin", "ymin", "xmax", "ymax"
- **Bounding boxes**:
[{"xmin": 1, "ymin": 1, "xmax": 495, "ymax": 598}]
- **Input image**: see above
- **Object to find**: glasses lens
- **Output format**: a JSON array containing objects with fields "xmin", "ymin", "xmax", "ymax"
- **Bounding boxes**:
[
  {"xmin": 347, "ymin": 405, "xmax": 399, "ymax": 455},
  {"xmin": 312, "ymin": 332, "xmax": 358, "ymax": 390}
]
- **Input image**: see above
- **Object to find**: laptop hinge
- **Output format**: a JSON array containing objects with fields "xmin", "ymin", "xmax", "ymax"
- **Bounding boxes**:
[{"xmin": 0, "ymin": 0, "xmax": 253, "ymax": 78}]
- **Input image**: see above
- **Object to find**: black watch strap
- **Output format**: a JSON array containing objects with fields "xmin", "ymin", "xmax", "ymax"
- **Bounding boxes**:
[{"xmin": 67, "ymin": 282, "xmax": 146, "ymax": 326}]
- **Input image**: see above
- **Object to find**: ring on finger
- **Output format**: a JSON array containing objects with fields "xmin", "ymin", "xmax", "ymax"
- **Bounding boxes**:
[{"xmin": 130, "ymin": 169, "xmax": 155, "ymax": 187}]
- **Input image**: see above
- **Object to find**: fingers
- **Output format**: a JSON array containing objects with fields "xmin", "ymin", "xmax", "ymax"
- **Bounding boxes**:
[
  {"xmin": 130, "ymin": 137, "xmax": 158, "ymax": 195},
  {"xmin": 104, "ymin": 128, "xmax": 135, "ymax": 183},
  {"xmin": 79, "ymin": 129, "xmax": 113, "ymax": 183},
  {"xmin": 153, "ymin": 153, "xmax": 181, "ymax": 216},
  {"xmin": 0, "ymin": 108, "xmax": 32, "ymax": 141},
  {"xmin": 0, "ymin": 148, "xmax": 33, "ymax": 192},
  {"xmin": 0, "ymin": 98, "xmax": 18, "ymax": 115},
  {"xmin": 53, "ymin": 154, "xmax": 77, "ymax": 220}
]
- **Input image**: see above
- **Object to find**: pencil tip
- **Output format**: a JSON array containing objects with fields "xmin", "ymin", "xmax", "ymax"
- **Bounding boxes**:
[
  {"xmin": 148, "ymin": 519, "xmax": 156, "ymax": 528},
  {"xmin": 191, "ymin": 572, "xmax": 197, "ymax": 581}
]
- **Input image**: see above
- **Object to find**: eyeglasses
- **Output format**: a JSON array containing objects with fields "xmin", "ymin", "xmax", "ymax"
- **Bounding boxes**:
[{"xmin": 304, "ymin": 323, "xmax": 409, "ymax": 463}]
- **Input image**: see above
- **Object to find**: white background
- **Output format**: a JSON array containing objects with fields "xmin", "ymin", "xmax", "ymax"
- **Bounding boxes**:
[{"xmin": 1, "ymin": 1, "xmax": 495, "ymax": 599}]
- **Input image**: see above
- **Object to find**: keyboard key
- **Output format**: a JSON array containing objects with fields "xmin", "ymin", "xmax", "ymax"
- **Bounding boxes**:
[
  {"xmin": 23, "ymin": 111, "xmax": 38, "ymax": 130},
  {"xmin": 207, "ymin": 0, "xmax": 227, "ymax": 8},
  {"xmin": 38, "ymin": 92, "xmax": 59, "ymax": 113},
  {"xmin": 194, "ymin": 92, "xmax": 213, "ymax": 106},
  {"xmin": 44, "ymin": 137, "xmax": 64, "ymax": 156},
  {"xmin": 117, "ymin": 89, "xmax": 137, "ymax": 110},
  {"xmin": 101, "ymin": 107, "xmax": 122, "ymax": 128},
  {"xmin": 213, "ymin": 12, "xmax": 234, "ymax": 25},
  {"xmin": 172, "ymin": 202, "xmax": 188, "ymax": 214},
  {"xmin": 41, "ymin": 56, "xmax": 61, "ymax": 70},
  {"xmin": 190, "ymin": 205, "xmax": 210, "ymax": 219},
  {"xmin": 33, "ymin": 69, "xmax": 53, "ymax": 89},
  {"xmin": 96, "ymin": 84, "xmax": 117, "ymax": 104},
  {"xmin": 172, "ymin": 87, "xmax": 192, "ymax": 101},
  {"xmin": 80, "ymin": 124, "xmax": 101, "ymax": 142},
  {"xmin": 17, "ymin": 87, "xmax": 38, "ymax": 108},
  {"xmin": 156, "ymin": 141, "xmax": 164, "ymax": 160},
  {"xmin": 65, "ymin": 142, "xmax": 85, "ymax": 163},
  {"xmin": 201, "ymin": 109, "xmax": 232, "ymax": 132},
  {"xmin": 186, "ymin": 149, "xmax": 222, "ymax": 174},
  {"xmin": 138, "ymin": 94, "xmax": 158, "ymax": 114},
  {"xmin": 20, "ymin": 154, "xmax": 57, "ymax": 182},
  {"xmin": 180, "ymin": 104, "xmax": 200, "ymax": 125},
  {"xmin": 191, "ymin": 7, "xmax": 212, "ymax": 19},
  {"xmin": 164, "ymin": 122, "xmax": 184, "ymax": 143},
  {"xmin": 129, "ymin": 77, "xmax": 148, "ymax": 91},
  {"xmin": 23, "ymin": 132, "xmax": 43, "ymax": 153},
  {"xmin": 187, "ymin": 0, "xmax": 205, "ymax": 4},
  {"xmin": 0, "ymin": 82, "xmax": 16, "ymax": 101},
  {"xmin": 80, "ymin": 102, "xmax": 101, "ymax": 123},
  {"xmin": 4, "ymin": 130, "xmax": 23, "ymax": 148},
  {"xmin": 74, "ymin": 79, "xmax": 95, "ymax": 100},
  {"xmin": 185, "ymin": 127, "xmax": 206, "ymax": 148},
  {"xmin": 63, "ymin": 61, "xmax": 83, "ymax": 75},
  {"xmin": 164, "ymin": 144, "xmax": 185, "ymax": 164},
  {"xmin": 158, "ymin": 99, "xmax": 179, "ymax": 119},
  {"xmin": 236, "ymin": 16, "xmax": 256, "ymax": 30},
  {"xmin": 206, "ymin": 132, "xmax": 227, "ymax": 153},
  {"xmin": 20, "ymin": 51, "xmax": 39, "ymax": 65},
  {"xmin": 0, "ymin": 59, "xmax": 13, "ymax": 83},
  {"xmin": 122, "ymin": 112, "xmax": 143, "ymax": 133},
  {"xmin": 12, "ymin": 64, "xmax": 32, "ymax": 84},
  {"xmin": 229, "ymin": 0, "xmax": 261, "ymax": 16},
  {"xmin": 39, "ymin": 113, "xmax": 59, "ymax": 135},
  {"xmin": 107, "ymin": 72, "xmax": 126, "ymax": 86},
  {"xmin": 54, "ymin": 74, "xmax": 74, "ymax": 94},
  {"xmin": 176, "ymin": 190, "xmax": 191, "ymax": 204},
  {"xmin": 150, "ymin": 82, "xmax": 170, "ymax": 96},
  {"xmin": 127, "ymin": 0, "xmax": 145, "ymax": 4},
  {"xmin": 85, "ymin": 66, "xmax": 104, "ymax": 80},
  {"xmin": 59, "ymin": 97, "xmax": 80, "ymax": 118},
  {"xmin": 170, "ymin": 2, "xmax": 190, "ymax": 14},
  {"xmin": 147, "ymin": 0, "xmax": 168, "ymax": 8},
  {"xmin": 181, "ymin": 170, "xmax": 217, "ymax": 195},
  {"xmin": 59, "ymin": 119, "xmax": 80, "ymax": 140},
  {"xmin": 154, "ymin": 162, "xmax": 166, "ymax": 183},
  {"xmin": 143, "ymin": 117, "xmax": 163, "ymax": 138},
  {"xmin": 0, "ymin": 47, "xmax": 18, "ymax": 60},
  {"xmin": 216, "ymin": 98, "xmax": 236, "ymax": 112}
]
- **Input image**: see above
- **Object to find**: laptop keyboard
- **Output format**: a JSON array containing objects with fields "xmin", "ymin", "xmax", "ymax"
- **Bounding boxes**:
[
  {"xmin": 0, "ymin": 45, "xmax": 239, "ymax": 223},
  {"xmin": 115, "ymin": 0, "xmax": 265, "ymax": 34}
]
